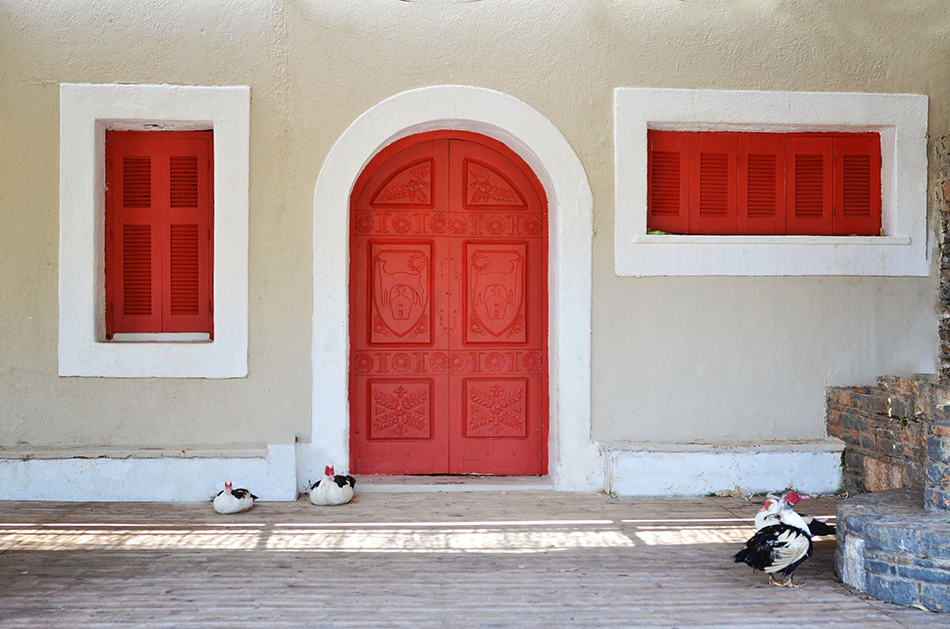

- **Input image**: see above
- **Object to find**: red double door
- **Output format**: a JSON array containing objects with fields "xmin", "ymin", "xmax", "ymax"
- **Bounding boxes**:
[{"xmin": 349, "ymin": 131, "xmax": 548, "ymax": 475}]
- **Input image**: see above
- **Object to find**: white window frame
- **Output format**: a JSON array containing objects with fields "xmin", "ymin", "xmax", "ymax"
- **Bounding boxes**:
[
  {"xmin": 614, "ymin": 88, "xmax": 929, "ymax": 276},
  {"xmin": 59, "ymin": 83, "xmax": 249, "ymax": 378}
]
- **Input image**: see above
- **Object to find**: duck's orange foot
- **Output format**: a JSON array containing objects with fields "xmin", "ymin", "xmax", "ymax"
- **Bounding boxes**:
[{"xmin": 769, "ymin": 574, "xmax": 805, "ymax": 588}]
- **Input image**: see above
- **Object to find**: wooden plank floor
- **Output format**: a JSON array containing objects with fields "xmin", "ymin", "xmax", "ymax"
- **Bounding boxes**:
[{"xmin": 0, "ymin": 492, "xmax": 943, "ymax": 627}]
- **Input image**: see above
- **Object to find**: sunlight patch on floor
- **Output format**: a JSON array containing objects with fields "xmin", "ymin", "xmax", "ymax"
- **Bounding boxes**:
[
  {"xmin": 265, "ymin": 527, "xmax": 635, "ymax": 553},
  {"xmin": 630, "ymin": 525, "xmax": 751, "ymax": 546},
  {"xmin": 1, "ymin": 516, "xmax": 805, "ymax": 553},
  {"xmin": 272, "ymin": 519, "xmax": 615, "ymax": 528},
  {"xmin": 1, "ymin": 528, "xmax": 262, "ymax": 551}
]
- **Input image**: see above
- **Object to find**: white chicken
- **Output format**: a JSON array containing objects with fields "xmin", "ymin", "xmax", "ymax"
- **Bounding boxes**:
[
  {"xmin": 212, "ymin": 481, "xmax": 258, "ymax": 514},
  {"xmin": 309, "ymin": 465, "xmax": 356, "ymax": 506}
]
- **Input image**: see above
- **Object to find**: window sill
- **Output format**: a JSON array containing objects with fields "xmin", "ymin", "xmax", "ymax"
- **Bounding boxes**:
[
  {"xmin": 631, "ymin": 234, "xmax": 911, "ymax": 246},
  {"xmin": 617, "ymin": 234, "xmax": 927, "ymax": 277},
  {"xmin": 109, "ymin": 333, "xmax": 212, "ymax": 343}
]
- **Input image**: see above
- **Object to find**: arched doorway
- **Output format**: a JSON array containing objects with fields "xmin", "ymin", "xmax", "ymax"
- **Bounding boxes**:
[{"xmin": 348, "ymin": 130, "xmax": 548, "ymax": 475}]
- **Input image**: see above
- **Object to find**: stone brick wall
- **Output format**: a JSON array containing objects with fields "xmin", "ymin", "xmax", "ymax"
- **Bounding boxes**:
[
  {"xmin": 926, "ymin": 420, "xmax": 950, "ymax": 511},
  {"xmin": 836, "ymin": 490, "xmax": 950, "ymax": 613},
  {"xmin": 936, "ymin": 135, "xmax": 950, "ymax": 380},
  {"xmin": 827, "ymin": 375, "xmax": 938, "ymax": 493}
]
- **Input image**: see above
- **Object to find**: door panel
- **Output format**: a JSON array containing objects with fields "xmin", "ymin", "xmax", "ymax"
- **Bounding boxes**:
[
  {"xmin": 463, "ymin": 242, "xmax": 527, "ymax": 344},
  {"xmin": 370, "ymin": 242, "xmax": 433, "ymax": 344},
  {"xmin": 349, "ymin": 132, "xmax": 547, "ymax": 475}
]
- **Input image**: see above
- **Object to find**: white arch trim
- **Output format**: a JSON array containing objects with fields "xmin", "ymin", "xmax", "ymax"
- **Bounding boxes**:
[{"xmin": 309, "ymin": 85, "xmax": 603, "ymax": 491}]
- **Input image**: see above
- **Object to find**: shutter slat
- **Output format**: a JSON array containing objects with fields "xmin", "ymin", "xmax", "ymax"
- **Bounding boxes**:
[
  {"xmin": 122, "ymin": 225, "xmax": 152, "ymax": 315},
  {"xmin": 123, "ymin": 157, "xmax": 151, "ymax": 208},
  {"xmin": 699, "ymin": 152, "xmax": 729, "ymax": 216},
  {"xmin": 794, "ymin": 154, "xmax": 825, "ymax": 217},
  {"xmin": 169, "ymin": 224, "xmax": 200, "ymax": 315},
  {"xmin": 842, "ymin": 155, "xmax": 871, "ymax": 217},
  {"xmin": 650, "ymin": 151, "xmax": 680, "ymax": 215},
  {"xmin": 170, "ymin": 156, "xmax": 199, "ymax": 207},
  {"xmin": 746, "ymin": 155, "xmax": 776, "ymax": 217}
]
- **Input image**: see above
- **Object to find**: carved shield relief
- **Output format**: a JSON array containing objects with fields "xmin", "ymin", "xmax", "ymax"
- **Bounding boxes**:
[
  {"xmin": 371, "ymin": 244, "xmax": 431, "ymax": 344},
  {"xmin": 466, "ymin": 244, "xmax": 526, "ymax": 343}
]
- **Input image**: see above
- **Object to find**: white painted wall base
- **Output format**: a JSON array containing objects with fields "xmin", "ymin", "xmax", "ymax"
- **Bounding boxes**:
[
  {"xmin": 605, "ymin": 440, "xmax": 844, "ymax": 497},
  {"xmin": 0, "ymin": 443, "xmax": 296, "ymax": 502},
  {"xmin": 0, "ymin": 440, "xmax": 844, "ymax": 500}
]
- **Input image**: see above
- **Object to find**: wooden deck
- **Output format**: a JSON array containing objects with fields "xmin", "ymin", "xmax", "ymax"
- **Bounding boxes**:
[{"xmin": 0, "ymin": 492, "xmax": 943, "ymax": 627}]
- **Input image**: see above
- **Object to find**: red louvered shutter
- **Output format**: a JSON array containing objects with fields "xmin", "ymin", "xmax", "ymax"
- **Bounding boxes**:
[
  {"xmin": 647, "ymin": 130, "xmax": 689, "ymax": 233},
  {"xmin": 833, "ymin": 133, "xmax": 881, "ymax": 236},
  {"xmin": 738, "ymin": 133, "xmax": 785, "ymax": 235},
  {"xmin": 107, "ymin": 133, "xmax": 163, "ymax": 335},
  {"xmin": 689, "ymin": 133, "xmax": 737, "ymax": 234},
  {"xmin": 105, "ymin": 131, "xmax": 213, "ymax": 338},
  {"xmin": 646, "ymin": 131, "xmax": 879, "ymax": 237},
  {"xmin": 162, "ymin": 133, "xmax": 213, "ymax": 336},
  {"xmin": 786, "ymin": 136, "xmax": 833, "ymax": 235}
]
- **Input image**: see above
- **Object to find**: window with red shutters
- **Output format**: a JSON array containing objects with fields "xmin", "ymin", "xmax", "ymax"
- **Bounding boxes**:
[
  {"xmin": 105, "ymin": 131, "xmax": 213, "ymax": 339},
  {"xmin": 646, "ymin": 130, "xmax": 881, "ymax": 236}
]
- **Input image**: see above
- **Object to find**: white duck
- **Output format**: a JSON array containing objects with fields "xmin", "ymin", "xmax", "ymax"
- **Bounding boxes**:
[
  {"xmin": 780, "ymin": 491, "xmax": 837, "ymax": 536},
  {"xmin": 758, "ymin": 491, "xmax": 836, "ymax": 536},
  {"xmin": 753, "ymin": 495, "xmax": 783, "ymax": 530},
  {"xmin": 735, "ymin": 491, "xmax": 813, "ymax": 587},
  {"xmin": 309, "ymin": 466, "xmax": 356, "ymax": 506},
  {"xmin": 212, "ymin": 481, "xmax": 258, "ymax": 514}
]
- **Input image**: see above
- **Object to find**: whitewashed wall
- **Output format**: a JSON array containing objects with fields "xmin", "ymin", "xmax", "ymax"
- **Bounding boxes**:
[{"xmin": 0, "ymin": 1, "xmax": 947, "ymax": 496}]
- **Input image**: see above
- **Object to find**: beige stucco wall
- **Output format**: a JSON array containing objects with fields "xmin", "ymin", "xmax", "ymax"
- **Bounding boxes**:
[{"xmin": 0, "ymin": 0, "xmax": 947, "ymax": 448}]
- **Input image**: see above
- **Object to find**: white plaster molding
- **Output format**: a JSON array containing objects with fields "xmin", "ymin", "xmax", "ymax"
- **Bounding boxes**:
[
  {"xmin": 309, "ymin": 85, "xmax": 602, "ymax": 492},
  {"xmin": 0, "ymin": 443, "xmax": 296, "ymax": 501},
  {"xmin": 614, "ymin": 88, "xmax": 929, "ymax": 276},
  {"xmin": 605, "ymin": 441, "xmax": 844, "ymax": 496},
  {"xmin": 58, "ymin": 83, "xmax": 249, "ymax": 377}
]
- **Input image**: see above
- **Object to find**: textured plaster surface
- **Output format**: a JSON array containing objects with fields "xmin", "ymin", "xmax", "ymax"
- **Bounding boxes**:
[{"xmin": 0, "ymin": 2, "xmax": 947, "ymax": 458}]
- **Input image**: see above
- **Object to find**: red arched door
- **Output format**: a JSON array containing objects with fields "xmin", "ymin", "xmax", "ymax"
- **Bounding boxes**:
[{"xmin": 349, "ymin": 131, "xmax": 548, "ymax": 475}]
